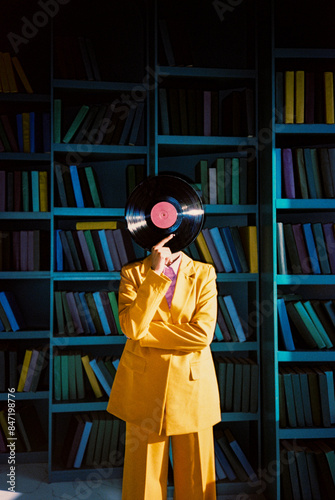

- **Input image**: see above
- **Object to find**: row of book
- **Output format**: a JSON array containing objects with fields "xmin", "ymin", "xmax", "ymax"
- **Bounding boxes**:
[
  {"xmin": 60, "ymin": 412, "xmax": 125, "ymax": 470},
  {"xmin": 279, "ymin": 364, "xmax": 335, "ymax": 429},
  {"xmin": 281, "ymin": 439, "xmax": 335, "ymax": 499},
  {"xmin": 276, "ymin": 70, "xmax": 335, "ymax": 124},
  {"xmin": 0, "ymin": 291, "xmax": 26, "ymax": 332},
  {"xmin": 214, "ymin": 295, "xmax": 249, "ymax": 343},
  {"xmin": 54, "ymin": 290, "xmax": 122, "ymax": 336},
  {"xmin": 0, "ymin": 52, "xmax": 33, "ymax": 93},
  {"xmin": 214, "ymin": 355, "xmax": 258, "ymax": 413},
  {"xmin": 54, "ymin": 100, "xmax": 145, "ymax": 146},
  {"xmin": 196, "ymin": 157, "xmax": 256, "ymax": 205},
  {"xmin": 0, "ymin": 344, "xmax": 48, "ymax": 391},
  {"xmin": 53, "ymin": 352, "xmax": 119, "ymax": 401},
  {"xmin": 277, "ymin": 297, "xmax": 335, "ymax": 351},
  {"xmin": 55, "ymin": 163, "xmax": 103, "ymax": 208},
  {"xmin": 56, "ymin": 227, "xmax": 136, "ymax": 272},
  {"xmin": 195, "ymin": 226, "xmax": 258, "ymax": 274},
  {"xmin": 0, "ymin": 230, "xmax": 49, "ymax": 272},
  {"xmin": 54, "ymin": 36, "xmax": 101, "ymax": 81},
  {"xmin": 277, "ymin": 222, "xmax": 335, "ymax": 275},
  {"xmin": 0, "ymin": 112, "xmax": 51, "ymax": 153},
  {"xmin": 0, "ymin": 170, "xmax": 48, "ymax": 212},
  {"xmin": 159, "ymin": 87, "xmax": 254, "ymax": 137},
  {"xmin": 279, "ymin": 147, "xmax": 335, "ymax": 199},
  {"xmin": 0, "ymin": 405, "xmax": 47, "ymax": 454},
  {"xmin": 214, "ymin": 427, "xmax": 257, "ymax": 483}
]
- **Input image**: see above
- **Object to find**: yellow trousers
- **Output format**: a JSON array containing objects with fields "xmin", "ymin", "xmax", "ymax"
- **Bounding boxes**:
[{"xmin": 121, "ymin": 423, "xmax": 216, "ymax": 500}]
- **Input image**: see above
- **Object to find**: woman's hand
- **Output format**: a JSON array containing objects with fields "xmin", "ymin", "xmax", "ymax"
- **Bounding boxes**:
[{"xmin": 150, "ymin": 234, "xmax": 175, "ymax": 274}]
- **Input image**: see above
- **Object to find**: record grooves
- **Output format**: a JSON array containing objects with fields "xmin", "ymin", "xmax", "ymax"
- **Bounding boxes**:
[{"xmin": 125, "ymin": 175, "xmax": 204, "ymax": 252}]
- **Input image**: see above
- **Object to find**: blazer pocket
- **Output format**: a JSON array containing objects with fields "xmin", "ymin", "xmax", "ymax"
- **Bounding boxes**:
[
  {"xmin": 122, "ymin": 350, "xmax": 146, "ymax": 374},
  {"xmin": 190, "ymin": 362, "xmax": 200, "ymax": 381}
]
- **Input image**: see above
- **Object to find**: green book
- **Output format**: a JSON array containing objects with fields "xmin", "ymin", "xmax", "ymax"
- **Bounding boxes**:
[
  {"xmin": 295, "ymin": 449, "xmax": 312, "ymax": 499},
  {"xmin": 303, "ymin": 301, "xmax": 333, "ymax": 348},
  {"xmin": 281, "ymin": 442, "xmax": 301, "ymax": 498},
  {"xmin": 215, "ymin": 158, "xmax": 225, "ymax": 204},
  {"xmin": 314, "ymin": 367, "xmax": 331, "ymax": 427},
  {"xmin": 310, "ymin": 148, "xmax": 323, "ymax": 198},
  {"xmin": 248, "ymin": 358, "xmax": 259, "ymax": 414},
  {"xmin": 232, "ymin": 358, "xmax": 242, "ymax": 412},
  {"xmin": 53, "ymin": 354, "xmax": 61, "ymax": 401},
  {"xmin": 286, "ymin": 301, "xmax": 317, "ymax": 349},
  {"xmin": 85, "ymin": 166, "xmax": 102, "ymax": 208},
  {"xmin": 107, "ymin": 291, "xmax": 122, "ymax": 335},
  {"xmin": 100, "ymin": 415, "xmax": 113, "ymax": 465},
  {"xmin": 54, "ymin": 291, "xmax": 65, "ymax": 335},
  {"xmin": 283, "ymin": 223, "xmax": 302, "ymax": 274},
  {"xmin": 218, "ymin": 296, "xmax": 238, "ymax": 342},
  {"xmin": 61, "ymin": 291, "xmax": 75, "ymax": 335},
  {"xmin": 109, "ymin": 418, "xmax": 120, "ymax": 466},
  {"xmin": 280, "ymin": 367, "xmax": 297, "ymax": 427},
  {"xmin": 304, "ymin": 445, "xmax": 322, "ymax": 500},
  {"xmin": 278, "ymin": 372, "xmax": 287, "ymax": 428},
  {"xmin": 60, "ymin": 354, "xmax": 69, "ymax": 401},
  {"xmin": 294, "ymin": 367, "xmax": 313, "ymax": 427},
  {"xmin": 231, "ymin": 158, "xmax": 240, "ymax": 205},
  {"xmin": 74, "ymin": 353, "xmax": 85, "ymax": 399},
  {"xmin": 93, "ymin": 415, "xmax": 106, "ymax": 465},
  {"xmin": 83, "ymin": 230, "xmax": 101, "ymax": 271},
  {"xmin": 304, "ymin": 367, "xmax": 322, "ymax": 427},
  {"xmin": 294, "ymin": 148, "xmax": 309, "ymax": 199},
  {"xmin": 288, "ymin": 368, "xmax": 305, "ymax": 427},
  {"xmin": 311, "ymin": 223, "xmax": 331, "ymax": 274},
  {"xmin": 215, "ymin": 356, "xmax": 226, "ymax": 411},
  {"xmin": 240, "ymin": 358, "xmax": 251, "ymax": 413},
  {"xmin": 53, "ymin": 99, "xmax": 61, "ymax": 143},
  {"xmin": 65, "ymin": 230, "xmax": 82, "ymax": 271},
  {"xmin": 62, "ymin": 105, "xmax": 89, "ymax": 143},
  {"xmin": 85, "ymin": 292, "xmax": 104, "ymax": 335},
  {"xmin": 22, "ymin": 171, "xmax": 29, "ymax": 212},
  {"xmin": 293, "ymin": 301, "xmax": 325, "ymax": 349},
  {"xmin": 223, "ymin": 357, "xmax": 234, "ymax": 412},
  {"xmin": 84, "ymin": 411, "xmax": 99, "ymax": 466},
  {"xmin": 68, "ymin": 353, "xmax": 76, "ymax": 400}
]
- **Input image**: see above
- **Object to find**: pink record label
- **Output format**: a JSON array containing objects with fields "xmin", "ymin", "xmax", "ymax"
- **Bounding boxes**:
[{"xmin": 150, "ymin": 201, "xmax": 178, "ymax": 229}]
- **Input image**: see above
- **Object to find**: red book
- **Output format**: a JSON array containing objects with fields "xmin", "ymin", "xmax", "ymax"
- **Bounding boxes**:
[
  {"xmin": 282, "ymin": 148, "xmax": 296, "ymax": 199},
  {"xmin": 292, "ymin": 224, "xmax": 312, "ymax": 274},
  {"xmin": 203, "ymin": 91, "xmax": 211, "ymax": 136}
]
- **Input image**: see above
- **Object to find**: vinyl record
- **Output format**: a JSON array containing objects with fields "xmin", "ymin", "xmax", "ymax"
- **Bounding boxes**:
[{"xmin": 125, "ymin": 175, "xmax": 204, "ymax": 252}]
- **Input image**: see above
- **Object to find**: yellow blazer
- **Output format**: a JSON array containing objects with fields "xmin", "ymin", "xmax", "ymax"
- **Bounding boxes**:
[{"xmin": 107, "ymin": 252, "xmax": 221, "ymax": 435}]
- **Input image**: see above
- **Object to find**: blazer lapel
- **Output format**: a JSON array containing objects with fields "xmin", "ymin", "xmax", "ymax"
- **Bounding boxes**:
[
  {"xmin": 170, "ymin": 252, "xmax": 196, "ymax": 321},
  {"xmin": 138, "ymin": 252, "xmax": 196, "ymax": 320}
]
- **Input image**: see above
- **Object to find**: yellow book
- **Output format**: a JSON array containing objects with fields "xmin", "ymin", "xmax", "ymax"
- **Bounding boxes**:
[
  {"xmin": 238, "ymin": 226, "xmax": 258, "ymax": 273},
  {"xmin": 75, "ymin": 221, "xmax": 118, "ymax": 230},
  {"xmin": 22, "ymin": 112, "xmax": 30, "ymax": 153},
  {"xmin": 285, "ymin": 71, "xmax": 294, "ymax": 124},
  {"xmin": 81, "ymin": 355, "xmax": 103, "ymax": 398},
  {"xmin": 17, "ymin": 350, "xmax": 32, "ymax": 392},
  {"xmin": 195, "ymin": 232, "xmax": 214, "ymax": 265},
  {"xmin": 0, "ymin": 52, "xmax": 10, "ymax": 93},
  {"xmin": 324, "ymin": 71, "xmax": 335, "ymax": 124},
  {"xmin": 12, "ymin": 56, "xmax": 33, "ymax": 94},
  {"xmin": 0, "ymin": 410, "xmax": 10, "ymax": 441},
  {"xmin": 39, "ymin": 171, "xmax": 48, "ymax": 212},
  {"xmin": 3, "ymin": 52, "xmax": 17, "ymax": 93},
  {"xmin": 295, "ymin": 70, "xmax": 304, "ymax": 124}
]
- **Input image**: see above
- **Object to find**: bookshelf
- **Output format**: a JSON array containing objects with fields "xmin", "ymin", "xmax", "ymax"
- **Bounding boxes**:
[
  {"xmin": 260, "ymin": 0, "xmax": 335, "ymax": 498},
  {"xmin": 1, "ymin": 0, "xmax": 262, "ymax": 496}
]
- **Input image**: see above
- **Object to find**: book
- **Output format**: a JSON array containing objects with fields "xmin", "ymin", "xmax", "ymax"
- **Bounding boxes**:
[
  {"xmin": 81, "ymin": 355, "xmax": 103, "ymax": 398},
  {"xmin": 282, "ymin": 148, "xmax": 295, "ymax": 198},
  {"xmin": 63, "ymin": 105, "xmax": 90, "ymax": 143},
  {"xmin": 295, "ymin": 70, "xmax": 305, "ymax": 123},
  {"xmin": 284, "ymin": 71, "xmax": 294, "ymax": 124},
  {"xmin": 324, "ymin": 72, "xmax": 335, "ymax": 124}
]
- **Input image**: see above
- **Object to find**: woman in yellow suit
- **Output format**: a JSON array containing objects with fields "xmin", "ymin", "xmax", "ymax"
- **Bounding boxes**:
[{"xmin": 107, "ymin": 234, "xmax": 221, "ymax": 500}]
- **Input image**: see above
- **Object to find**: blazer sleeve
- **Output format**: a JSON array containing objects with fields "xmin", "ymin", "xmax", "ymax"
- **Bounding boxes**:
[
  {"xmin": 140, "ymin": 265, "xmax": 218, "ymax": 352},
  {"xmin": 118, "ymin": 265, "xmax": 172, "ymax": 340}
]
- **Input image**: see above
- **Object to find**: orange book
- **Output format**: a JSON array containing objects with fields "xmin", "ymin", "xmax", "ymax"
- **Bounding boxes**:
[
  {"xmin": 324, "ymin": 72, "xmax": 335, "ymax": 124},
  {"xmin": 12, "ymin": 56, "xmax": 33, "ymax": 94},
  {"xmin": 295, "ymin": 71, "xmax": 305, "ymax": 123},
  {"xmin": 39, "ymin": 171, "xmax": 48, "ymax": 212}
]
